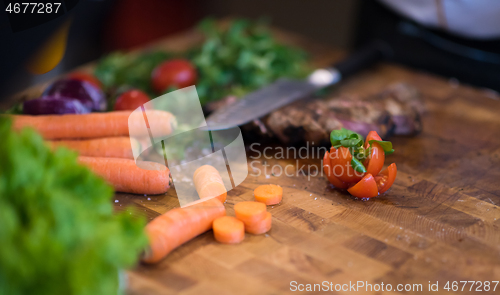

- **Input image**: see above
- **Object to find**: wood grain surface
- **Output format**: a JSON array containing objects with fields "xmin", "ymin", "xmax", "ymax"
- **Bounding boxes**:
[
  {"xmin": 12, "ymin": 25, "xmax": 500, "ymax": 294},
  {"xmin": 117, "ymin": 29, "xmax": 500, "ymax": 294}
]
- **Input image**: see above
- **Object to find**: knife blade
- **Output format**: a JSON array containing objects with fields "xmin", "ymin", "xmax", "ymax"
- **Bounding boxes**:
[{"xmin": 205, "ymin": 42, "xmax": 390, "ymax": 131}]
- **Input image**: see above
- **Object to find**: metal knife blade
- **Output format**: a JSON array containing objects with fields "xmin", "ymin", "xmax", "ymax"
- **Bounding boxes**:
[
  {"xmin": 204, "ymin": 69, "xmax": 340, "ymax": 131},
  {"xmin": 204, "ymin": 42, "xmax": 388, "ymax": 131}
]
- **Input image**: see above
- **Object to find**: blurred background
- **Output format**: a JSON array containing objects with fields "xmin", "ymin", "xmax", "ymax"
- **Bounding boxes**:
[{"xmin": 1, "ymin": 0, "xmax": 499, "ymax": 100}]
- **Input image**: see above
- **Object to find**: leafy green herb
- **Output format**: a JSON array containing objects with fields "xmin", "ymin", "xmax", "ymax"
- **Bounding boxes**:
[
  {"xmin": 330, "ymin": 128, "xmax": 364, "ymax": 149},
  {"xmin": 351, "ymin": 157, "xmax": 367, "ymax": 173},
  {"xmin": 190, "ymin": 18, "xmax": 309, "ymax": 104},
  {"xmin": 0, "ymin": 118, "xmax": 147, "ymax": 295},
  {"xmin": 368, "ymin": 140, "xmax": 395, "ymax": 155}
]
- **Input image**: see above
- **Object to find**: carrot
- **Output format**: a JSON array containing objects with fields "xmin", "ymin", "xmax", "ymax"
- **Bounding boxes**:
[
  {"xmin": 254, "ymin": 184, "xmax": 283, "ymax": 205},
  {"xmin": 78, "ymin": 156, "xmax": 170, "ymax": 195},
  {"xmin": 10, "ymin": 110, "xmax": 175, "ymax": 140},
  {"xmin": 213, "ymin": 216, "xmax": 245, "ymax": 244},
  {"xmin": 193, "ymin": 165, "xmax": 227, "ymax": 203},
  {"xmin": 245, "ymin": 212, "xmax": 272, "ymax": 235},
  {"xmin": 234, "ymin": 201, "xmax": 267, "ymax": 226},
  {"xmin": 48, "ymin": 137, "xmax": 139, "ymax": 159},
  {"xmin": 142, "ymin": 198, "xmax": 226, "ymax": 263}
]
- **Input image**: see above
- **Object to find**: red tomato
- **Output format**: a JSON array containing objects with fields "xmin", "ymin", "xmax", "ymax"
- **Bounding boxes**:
[
  {"xmin": 114, "ymin": 89, "xmax": 151, "ymax": 111},
  {"xmin": 329, "ymin": 146, "xmax": 364, "ymax": 183},
  {"xmin": 68, "ymin": 72, "xmax": 103, "ymax": 89},
  {"xmin": 323, "ymin": 151, "xmax": 349, "ymax": 189},
  {"xmin": 151, "ymin": 59, "xmax": 197, "ymax": 93},
  {"xmin": 365, "ymin": 130, "xmax": 382, "ymax": 143},
  {"xmin": 364, "ymin": 142, "xmax": 385, "ymax": 176},
  {"xmin": 375, "ymin": 163, "xmax": 397, "ymax": 194},
  {"xmin": 362, "ymin": 130, "xmax": 384, "ymax": 178},
  {"xmin": 347, "ymin": 173, "xmax": 379, "ymax": 199}
]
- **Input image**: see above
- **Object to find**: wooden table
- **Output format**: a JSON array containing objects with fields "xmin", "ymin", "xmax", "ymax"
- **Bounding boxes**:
[{"xmin": 15, "ymin": 26, "xmax": 500, "ymax": 294}]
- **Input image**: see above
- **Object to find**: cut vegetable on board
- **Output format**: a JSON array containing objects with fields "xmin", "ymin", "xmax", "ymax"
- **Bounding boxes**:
[
  {"xmin": 254, "ymin": 184, "xmax": 283, "ymax": 205},
  {"xmin": 48, "ymin": 137, "xmax": 139, "ymax": 159},
  {"xmin": 323, "ymin": 128, "xmax": 397, "ymax": 198},
  {"xmin": 142, "ymin": 198, "xmax": 226, "ymax": 263},
  {"xmin": 193, "ymin": 165, "xmax": 227, "ymax": 203},
  {"xmin": 213, "ymin": 216, "xmax": 245, "ymax": 244},
  {"xmin": 78, "ymin": 157, "xmax": 170, "ymax": 195},
  {"xmin": 234, "ymin": 201, "xmax": 268, "ymax": 226},
  {"xmin": 10, "ymin": 110, "xmax": 175, "ymax": 139}
]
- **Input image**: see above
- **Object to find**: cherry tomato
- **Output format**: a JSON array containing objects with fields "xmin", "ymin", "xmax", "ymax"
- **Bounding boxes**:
[
  {"xmin": 151, "ymin": 59, "xmax": 197, "ymax": 93},
  {"xmin": 323, "ymin": 151, "xmax": 349, "ymax": 189},
  {"xmin": 67, "ymin": 72, "xmax": 103, "ymax": 89},
  {"xmin": 375, "ymin": 163, "xmax": 397, "ymax": 194},
  {"xmin": 362, "ymin": 130, "xmax": 384, "ymax": 178},
  {"xmin": 114, "ymin": 89, "xmax": 151, "ymax": 111},
  {"xmin": 364, "ymin": 142, "xmax": 385, "ymax": 176},
  {"xmin": 329, "ymin": 146, "xmax": 364, "ymax": 183},
  {"xmin": 347, "ymin": 173, "xmax": 379, "ymax": 199},
  {"xmin": 365, "ymin": 130, "xmax": 382, "ymax": 143}
]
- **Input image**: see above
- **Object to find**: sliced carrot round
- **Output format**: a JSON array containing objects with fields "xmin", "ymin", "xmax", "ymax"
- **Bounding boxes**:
[
  {"xmin": 213, "ymin": 216, "xmax": 245, "ymax": 244},
  {"xmin": 245, "ymin": 212, "xmax": 272, "ymax": 235},
  {"xmin": 234, "ymin": 201, "xmax": 267, "ymax": 225},
  {"xmin": 193, "ymin": 165, "xmax": 227, "ymax": 203},
  {"xmin": 254, "ymin": 184, "xmax": 283, "ymax": 205},
  {"xmin": 347, "ymin": 173, "xmax": 378, "ymax": 199}
]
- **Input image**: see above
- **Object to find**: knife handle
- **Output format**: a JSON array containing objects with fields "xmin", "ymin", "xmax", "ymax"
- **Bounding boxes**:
[{"xmin": 332, "ymin": 41, "xmax": 392, "ymax": 79}]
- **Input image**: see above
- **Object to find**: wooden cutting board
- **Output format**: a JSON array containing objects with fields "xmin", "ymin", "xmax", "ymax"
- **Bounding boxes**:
[
  {"xmin": 118, "ymin": 30, "xmax": 500, "ymax": 294},
  {"xmin": 11, "ymin": 25, "xmax": 500, "ymax": 295}
]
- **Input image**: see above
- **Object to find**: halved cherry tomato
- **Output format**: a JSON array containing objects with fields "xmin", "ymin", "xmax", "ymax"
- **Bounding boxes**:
[
  {"xmin": 364, "ymin": 142, "xmax": 385, "ymax": 176},
  {"xmin": 365, "ymin": 130, "xmax": 382, "ymax": 143},
  {"xmin": 323, "ymin": 151, "xmax": 349, "ymax": 189},
  {"xmin": 151, "ymin": 59, "xmax": 197, "ymax": 94},
  {"xmin": 67, "ymin": 72, "xmax": 103, "ymax": 89},
  {"xmin": 362, "ymin": 130, "xmax": 384, "ymax": 177},
  {"xmin": 375, "ymin": 163, "xmax": 397, "ymax": 194},
  {"xmin": 329, "ymin": 146, "xmax": 364, "ymax": 183},
  {"xmin": 347, "ymin": 173, "xmax": 379, "ymax": 198},
  {"xmin": 114, "ymin": 89, "xmax": 151, "ymax": 111}
]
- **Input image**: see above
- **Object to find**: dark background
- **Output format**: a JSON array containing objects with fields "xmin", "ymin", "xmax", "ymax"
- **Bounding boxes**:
[{"xmin": 1, "ymin": 0, "xmax": 499, "ymax": 100}]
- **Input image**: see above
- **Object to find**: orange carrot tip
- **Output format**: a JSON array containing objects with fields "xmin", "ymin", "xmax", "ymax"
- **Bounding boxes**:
[
  {"xmin": 234, "ymin": 201, "xmax": 267, "ymax": 226},
  {"xmin": 254, "ymin": 184, "xmax": 283, "ymax": 205},
  {"xmin": 213, "ymin": 216, "xmax": 245, "ymax": 244},
  {"xmin": 245, "ymin": 212, "xmax": 272, "ymax": 235}
]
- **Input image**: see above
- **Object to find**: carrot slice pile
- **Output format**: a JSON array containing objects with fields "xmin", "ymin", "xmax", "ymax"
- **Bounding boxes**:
[
  {"xmin": 245, "ymin": 212, "xmax": 272, "ymax": 235},
  {"xmin": 193, "ymin": 165, "xmax": 227, "ymax": 203},
  {"xmin": 212, "ymin": 216, "xmax": 245, "ymax": 244},
  {"xmin": 254, "ymin": 184, "xmax": 283, "ymax": 205},
  {"xmin": 234, "ymin": 201, "xmax": 267, "ymax": 225}
]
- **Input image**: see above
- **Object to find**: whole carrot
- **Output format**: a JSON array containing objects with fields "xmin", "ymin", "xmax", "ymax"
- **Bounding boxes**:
[
  {"xmin": 48, "ymin": 137, "xmax": 139, "ymax": 159},
  {"xmin": 78, "ymin": 156, "xmax": 170, "ymax": 195},
  {"xmin": 193, "ymin": 165, "xmax": 227, "ymax": 203},
  {"xmin": 11, "ymin": 110, "xmax": 175, "ymax": 140},
  {"xmin": 142, "ymin": 198, "xmax": 226, "ymax": 263}
]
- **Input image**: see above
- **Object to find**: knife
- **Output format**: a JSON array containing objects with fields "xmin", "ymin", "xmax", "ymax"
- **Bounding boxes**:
[{"xmin": 204, "ymin": 41, "xmax": 391, "ymax": 131}]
